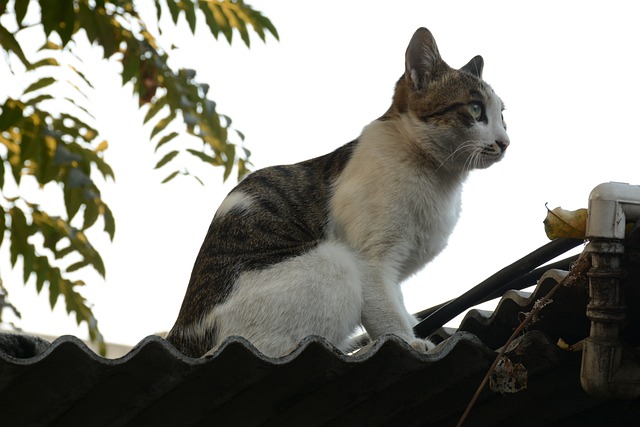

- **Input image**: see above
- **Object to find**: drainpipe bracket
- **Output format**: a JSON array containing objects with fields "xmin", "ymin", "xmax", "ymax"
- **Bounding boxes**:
[{"xmin": 585, "ymin": 240, "xmax": 624, "ymax": 255}]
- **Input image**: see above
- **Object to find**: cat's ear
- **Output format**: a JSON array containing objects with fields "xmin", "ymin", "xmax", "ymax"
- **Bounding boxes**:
[
  {"xmin": 405, "ymin": 27, "xmax": 443, "ymax": 91},
  {"xmin": 460, "ymin": 55, "xmax": 484, "ymax": 78}
]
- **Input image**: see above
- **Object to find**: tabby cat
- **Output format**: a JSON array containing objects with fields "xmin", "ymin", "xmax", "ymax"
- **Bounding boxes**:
[{"xmin": 166, "ymin": 27, "xmax": 509, "ymax": 358}]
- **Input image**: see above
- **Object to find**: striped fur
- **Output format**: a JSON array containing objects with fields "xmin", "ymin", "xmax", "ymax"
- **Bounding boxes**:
[{"xmin": 166, "ymin": 28, "xmax": 509, "ymax": 358}]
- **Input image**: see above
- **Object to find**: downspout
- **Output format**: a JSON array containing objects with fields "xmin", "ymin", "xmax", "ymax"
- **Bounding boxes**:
[{"xmin": 581, "ymin": 182, "xmax": 640, "ymax": 399}]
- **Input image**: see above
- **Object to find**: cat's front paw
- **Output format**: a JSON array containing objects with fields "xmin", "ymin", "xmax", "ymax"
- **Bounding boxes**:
[{"xmin": 409, "ymin": 338, "xmax": 436, "ymax": 353}]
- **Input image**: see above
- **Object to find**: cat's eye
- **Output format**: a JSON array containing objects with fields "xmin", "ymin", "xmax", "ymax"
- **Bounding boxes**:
[{"xmin": 468, "ymin": 102, "xmax": 484, "ymax": 120}]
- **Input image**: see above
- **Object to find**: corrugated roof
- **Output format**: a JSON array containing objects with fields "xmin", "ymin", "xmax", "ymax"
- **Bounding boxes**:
[{"xmin": 1, "ymin": 270, "xmax": 639, "ymax": 426}]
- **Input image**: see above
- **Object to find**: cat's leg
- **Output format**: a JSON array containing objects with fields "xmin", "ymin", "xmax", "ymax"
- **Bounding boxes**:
[
  {"xmin": 205, "ymin": 242, "xmax": 364, "ymax": 358},
  {"xmin": 360, "ymin": 267, "xmax": 435, "ymax": 353}
]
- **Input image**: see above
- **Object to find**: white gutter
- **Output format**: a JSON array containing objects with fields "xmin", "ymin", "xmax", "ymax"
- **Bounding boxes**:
[{"xmin": 582, "ymin": 182, "xmax": 640, "ymax": 399}]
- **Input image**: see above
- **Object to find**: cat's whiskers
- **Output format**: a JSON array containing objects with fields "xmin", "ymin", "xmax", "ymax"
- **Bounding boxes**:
[
  {"xmin": 431, "ymin": 140, "xmax": 477, "ymax": 176},
  {"xmin": 463, "ymin": 146, "xmax": 484, "ymax": 175}
]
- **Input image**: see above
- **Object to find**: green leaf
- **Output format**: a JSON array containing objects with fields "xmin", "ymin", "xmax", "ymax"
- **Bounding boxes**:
[
  {"xmin": 166, "ymin": 0, "xmax": 180, "ymax": 24},
  {"xmin": 187, "ymin": 148, "xmax": 220, "ymax": 165},
  {"xmin": 102, "ymin": 204, "xmax": 115, "ymax": 240},
  {"xmin": 58, "ymin": 0, "xmax": 76, "ymax": 46},
  {"xmin": 90, "ymin": 250, "xmax": 106, "ymax": 278},
  {"xmin": 9, "ymin": 207, "xmax": 29, "ymax": 267},
  {"xmin": 30, "ymin": 57, "xmax": 60, "ymax": 69},
  {"xmin": 0, "ymin": 153, "xmax": 4, "ymax": 188},
  {"xmin": 48, "ymin": 268, "xmax": 61, "ymax": 309},
  {"xmin": 34, "ymin": 0, "xmax": 76, "ymax": 46},
  {"xmin": 23, "ymin": 77, "xmax": 56, "ymax": 95},
  {"xmin": 66, "ymin": 80, "xmax": 89, "ymax": 100},
  {"xmin": 90, "ymin": 152, "xmax": 115, "ymax": 181},
  {"xmin": 210, "ymin": 3, "xmax": 232, "ymax": 44},
  {"xmin": 253, "ymin": 10, "xmax": 279, "ymax": 41},
  {"xmin": 39, "ymin": 0, "xmax": 57, "ymax": 37},
  {"xmin": 0, "ymin": 204, "xmax": 5, "ymax": 248},
  {"xmin": 0, "ymin": 99, "xmax": 23, "ymax": 132},
  {"xmin": 63, "ymin": 285, "xmax": 105, "ymax": 355},
  {"xmin": 223, "ymin": 144, "xmax": 235, "ymax": 181},
  {"xmin": 69, "ymin": 65, "xmax": 95, "ymax": 89},
  {"xmin": 222, "ymin": 6, "xmax": 250, "ymax": 47},
  {"xmin": 201, "ymin": 3, "xmax": 221, "ymax": 39},
  {"xmin": 155, "ymin": 131, "xmax": 178, "ymax": 152},
  {"xmin": 237, "ymin": 157, "xmax": 250, "ymax": 180},
  {"xmin": 64, "ymin": 98, "xmax": 95, "ymax": 119},
  {"xmin": 35, "ymin": 257, "xmax": 49, "ymax": 293},
  {"xmin": 212, "ymin": 4, "xmax": 233, "ymax": 44},
  {"xmin": 83, "ymin": 200, "xmax": 99, "ymax": 230},
  {"xmin": 154, "ymin": 0, "xmax": 162, "ymax": 24},
  {"xmin": 150, "ymin": 110, "xmax": 176, "ymax": 139},
  {"xmin": 24, "ymin": 94, "xmax": 54, "ymax": 106},
  {"xmin": 64, "ymin": 187, "xmax": 83, "ymax": 222},
  {"xmin": 144, "ymin": 96, "xmax": 168, "ymax": 124},
  {"xmin": 182, "ymin": 0, "xmax": 197, "ymax": 34},
  {"xmin": 77, "ymin": 2, "xmax": 98, "ymax": 43},
  {"xmin": 94, "ymin": 8, "xmax": 119, "ymax": 58},
  {"xmin": 56, "ymin": 244, "xmax": 75, "ymax": 259},
  {"xmin": 139, "ymin": 29, "xmax": 159, "ymax": 51},
  {"xmin": 22, "ymin": 242, "xmax": 36, "ymax": 282},
  {"xmin": 15, "ymin": 0, "xmax": 30, "ymax": 27},
  {"xmin": 38, "ymin": 40, "xmax": 62, "ymax": 52},
  {"xmin": 67, "ymin": 260, "xmax": 90, "ymax": 273},
  {"xmin": 200, "ymin": 1, "xmax": 280, "ymax": 46},
  {"xmin": 191, "ymin": 174, "xmax": 204, "ymax": 186},
  {"xmin": 161, "ymin": 170, "xmax": 180, "ymax": 184},
  {"xmin": 59, "ymin": 113, "xmax": 98, "ymax": 140},
  {"xmin": 66, "ymin": 166, "xmax": 92, "ymax": 188},
  {"xmin": 121, "ymin": 46, "xmax": 141, "ymax": 86},
  {"xmin": 154, "ymin": 150, "xmax": 179, "ymax": 169},
  {"xmin": 0, "ymin": 25, "xmax": 31, "ymax": 68}
]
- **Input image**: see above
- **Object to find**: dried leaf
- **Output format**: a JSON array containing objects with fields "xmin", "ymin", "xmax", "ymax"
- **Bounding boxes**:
[
  {"xmin": 489, "ymin": 356, "xmax": 527, "ymax": 394},
  {"xmin": 557, "ymin": 338, "xmax": 585, "ymax": 352},
  {"xmin": 543, "ymin": 205, "xmax": 588, "ymax": 240}
]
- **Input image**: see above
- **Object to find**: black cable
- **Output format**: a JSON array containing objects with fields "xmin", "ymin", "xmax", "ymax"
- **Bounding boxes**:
[
  {"xmin": 413, "ymin": 238, "xmax": 583, "ymax": 338},
  {"xmin": 484, "ymin": 253, "xmax": 580, "ymax": 301},
  {"xmin": 413, "ymin": 254, "xmax": 580, "ymax": 320}
]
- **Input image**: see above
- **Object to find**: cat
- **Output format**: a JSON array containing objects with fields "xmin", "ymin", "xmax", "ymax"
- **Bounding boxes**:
[
  {"xmin": 0, "ymin": 332, "xmax": 50, "ymax": 358},
  {"xmin": 166, "ymin": 27, "xmax": 509, "ymax": 358}
]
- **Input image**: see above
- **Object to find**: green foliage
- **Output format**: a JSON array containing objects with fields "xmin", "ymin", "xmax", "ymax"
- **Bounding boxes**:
[{"xmin": 0, "ymin": 0, "xmax": 277, "ymax": 354}]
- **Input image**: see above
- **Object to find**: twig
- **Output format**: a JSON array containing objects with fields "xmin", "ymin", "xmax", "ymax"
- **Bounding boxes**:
[{"xmin": 455, "ymin": 252, "xmax": 590, "ymax": 427}]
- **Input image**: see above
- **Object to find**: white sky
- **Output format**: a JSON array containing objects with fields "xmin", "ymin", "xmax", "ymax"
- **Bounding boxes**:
[{"xmin": 2, "ymin": 0, "xmax": 640, "ymax": 350}]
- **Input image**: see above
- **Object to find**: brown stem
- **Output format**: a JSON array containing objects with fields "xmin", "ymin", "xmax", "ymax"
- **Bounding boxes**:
[{"xmin": 456, "ymin": 251, "xmax": 589, "ymax": 426}]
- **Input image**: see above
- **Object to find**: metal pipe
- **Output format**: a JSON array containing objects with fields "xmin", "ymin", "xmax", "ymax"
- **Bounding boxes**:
[{"xmin": 581, "ymin": 182, "xmax": 640, "ymax": 399}]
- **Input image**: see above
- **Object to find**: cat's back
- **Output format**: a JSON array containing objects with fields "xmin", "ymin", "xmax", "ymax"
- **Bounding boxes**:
[
  {"xmin": 225, "ymin": 139, "xmax": 358, "ymax": 242},
  {"xmin": 168, "ymin": 140, "xmax": 358, "ymax": 333}
]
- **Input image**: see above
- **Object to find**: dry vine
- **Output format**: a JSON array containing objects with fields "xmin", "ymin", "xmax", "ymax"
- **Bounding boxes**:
[{"xmin": 456, "ymin": 251, "xmax": 591, "ymax": 427}]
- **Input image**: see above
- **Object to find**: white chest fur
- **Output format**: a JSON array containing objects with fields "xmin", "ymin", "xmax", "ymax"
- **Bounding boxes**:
[
  {"xmin": 330, "ymin": 119, "xmax": 465, "ymax": 282},
  {"xmin": 394, "ymin": 176, "xmax": 462, "ymax": 280}
]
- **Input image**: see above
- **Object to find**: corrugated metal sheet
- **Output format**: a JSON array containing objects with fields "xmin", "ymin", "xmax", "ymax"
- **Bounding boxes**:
[{"xmin": 1, "ymin": 270, "xmax": 639, "ymax": 426}]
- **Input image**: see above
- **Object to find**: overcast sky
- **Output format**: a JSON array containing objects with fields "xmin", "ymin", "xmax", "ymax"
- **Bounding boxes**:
[{"xmin": 2, "ymin": 0, "xmax": 640, "ymax": 349}]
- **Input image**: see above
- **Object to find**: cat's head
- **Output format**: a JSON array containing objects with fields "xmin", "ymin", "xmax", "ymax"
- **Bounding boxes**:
[{"xmin": 388, "ymin": 27, "xmax": 509, "ymax": 174}]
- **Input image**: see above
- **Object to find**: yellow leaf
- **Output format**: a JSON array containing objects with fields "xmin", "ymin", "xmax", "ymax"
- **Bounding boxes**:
[
  {"xmin": 557, "ymin": 338, "xmax": 570, "ymax": 351},
  {"xmin": 543, "ymin": 205, "xmax": 588, "ymax": 240},
  {"xmin": 95, "ymin": 140, "xmax": 108, "ymax": 153},
  {"xmin": 557, "ymin": 338, "xmax": 585, "ymax": 352}
]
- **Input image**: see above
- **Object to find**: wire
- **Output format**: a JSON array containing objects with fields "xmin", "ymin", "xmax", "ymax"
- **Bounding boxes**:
[{"xmin": 413, "ymin": 238, "xmax": 583, "ymax": 338}]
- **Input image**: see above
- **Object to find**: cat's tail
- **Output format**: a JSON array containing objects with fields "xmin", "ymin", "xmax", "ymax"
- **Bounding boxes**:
[
  {"xmin": 0, "ymin": 332, "xmax": 50, "ymax": 358},
  {"xmin": 343, "ymin": 332, "xmax": 372, "ymax": 355},
  {"xmin": 165, "ymin": 324, "xmax": 217, "ymax": 359}
]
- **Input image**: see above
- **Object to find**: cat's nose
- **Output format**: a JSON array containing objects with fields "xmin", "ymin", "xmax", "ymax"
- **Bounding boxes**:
[{"xmin": 496, "ymin": 138, "xmax": 509, "ymax": 153}]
